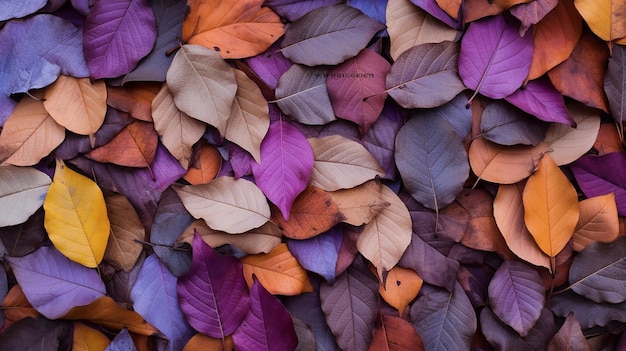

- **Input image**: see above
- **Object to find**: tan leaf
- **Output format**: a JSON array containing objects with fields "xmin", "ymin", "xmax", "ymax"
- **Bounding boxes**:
[
  {"xmin": 308, "ymin": 135, "xmax": 385, "ymax": 191},
  {"xmin": 469, "ymin": 137, "xmax": 549, "ymax": 184},
  {"xmin": 328, "ymin": 179, "xmax": 390, "ymax": 226},
  {"xmin": 573, "ymin": 193, "xmax": 619, "ymax": 252},
  {"xmin": 179, "ymin": 219, "xmax": 282, "ymax": 254},
  {"xmin": 226, "ymin": 69, "xmax": 270, "ymax": 163},
  {"xmin": 104, "ymin": 194, "xmax": 145, "ymax": 272},
  {"xmin": 152, "ymin": 83, "xmax": 206, "ymax": 169},
  {"xmin": 43, "ymin": 75, "xmax": 106, "ymax": 138},
  {"xmin": 0, "ymin": 93, "xmax": 65, "ymax": 166}
]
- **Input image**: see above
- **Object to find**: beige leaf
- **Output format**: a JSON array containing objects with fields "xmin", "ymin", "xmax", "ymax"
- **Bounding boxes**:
[
  {"xmin": 469, "ymin": 137, "xmax": 549, "ymax": 184},
  {"xmin": 0, "ymin": 93, "xmax": 65, "ymax": 166},
  {"xmin": 0, "ymin": 166, "xmax": 51, "ymax": 227},
  {"xmin": 357, "ymin": 184, "xmax": 412, "ymax": 279},
  {"xmin": 152, "ymin": 84, "xmax": 206, "ymax": 169},
  {"xmin": 173, "ymin": 177, "xmax": 270, "ymax": 233},
  {"xmin": 43, "ymin": 75, "xmax": 107, "ymax": 138},
  {"xmin": 328, "ymin": 179, "xmax": 390, "ymax": 226},
  {"xmin": 166, "ymin": 45, "xmax": 237, "ymax": 136},
  {"xmin": 104, "ymin": 194, "xmax": 145, "ymax": 272},
  {"xmin": 179, "ymin": 220, "xmax": 282, "ymax": 254},
  {"xmin": 226, "ymin": 69, "xmax": 270, "ymax": 163},
  {"xmin": 494, "ymin": 182, "xmax": 551, "ymax": 269},
  {"xmin": 386, "ymin": 0, "xmax": 458, "ymax": 60},
  {"xmin": 573, "ymin": 193, "xmax": 619, "ymax": 252},
  {"xmin": 544, "ymin": 101, "xmax": 601, "ymax": 166},
  {"xmin": 308, "ymin": 135, "xmax": 385, "ymax": 191}
]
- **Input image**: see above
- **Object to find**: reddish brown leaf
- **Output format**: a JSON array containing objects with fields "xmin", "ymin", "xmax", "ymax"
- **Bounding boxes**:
[
  {"xmin": 368, "ymin": 314, "xmax": 425, "ymax": 351},
  {"xmin": 1, "ymin": 285, "xmax": 38, "ymax": 331},
  {"xmin": 547, "ymin": 312, "xmax": 591, "ymax": 351},
  {"xmin": 86, "ymin": 121, "xmax": 158, "ymax": 168},
  {"xmin": 106, "ymin": 82, "xmax": 161, "ymax": 122},
  {"xmin": 462, "ymin": 0, "xmax": 501, "ymax": 23},
  {"xmin": 182, "ymin": 143, "xmax": 222, "ymax": 185},
  {"xmin": 593, "ymin": 123, "xmax": 623, "ymax": 155}
]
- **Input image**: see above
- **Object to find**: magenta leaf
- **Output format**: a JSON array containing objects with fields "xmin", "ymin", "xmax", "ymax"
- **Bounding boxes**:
[
  {"xmin": 551, "ymin": 290, "xmax": 626, "ymax": 329},
  {"xmin": 410, "ymin": 0, "xmax": 461, "ymax": 29},
  {"xmin": 570, "ymin": 152, "xmax": 626, "ymax": 216},
  {"xmin": 233, "ymin": 277, "xmax": 298, "ymax": 351},
  {"xmin": 228, "ymin": 143, "xmax": 254, "ymax": 179},
  {"xmin": 505, "ymin": 77, "xmax": 573, "ymax": 125},
  {"xmin": 327, "ymin": 48, "xmax": 390, "ymax": 135},
  {"xmin": 398, "ymin": 233, "xmax": 460, "ymax": 291},
  {"xmin": 320, "ymin": 255, "xmax": 379, "ymax": 351},
  {"xmin": 177, "ymin": 232, "xmax": 250, "ymax": 339},
  {"xmin": 568, "ymin": 237, "xmax": 626, "ymax": 304},
  {"xmin": 0, "ymin": 316, "xmax": 69, "ymax": 351},
  {"xmin": 245, "ymin": 41, "xmax": 293, "ymax": 91},
  {"xmin": 488, "ymin": 260, "xmax": 545, "ymax": 337},
  {"xmin": 459, "ymin": 14, "xmax": 533, "ymax": 101},
  {"xmin": 265, "ymin": 0, "xmax": 342, "ymax": 22},
  {"xmin": 0, "ymin": 1, "xmax": 47, "ymax": 21},
  {"xmin": 252, "ymin": 120, "xmax": 314, "ymax": 220},
  {"xmin": 6, "ymin": 245, "xmax": 106, "ymax": 319},
  {"xmin": 410, "ymin": 283, "xmax": 477, "ymax": 351},
  {"xmin": 287, "ymin": 226, "xmax": 342, "ymax": 282},
  {"xmin": 130, "ymin": 254, "xmax": 194, "ymax": 351},
  {"xmin": 480, "ymin": 307, "xmax": 558, "ymax": 350},
  {"xmin": 106, "ymin": 329, "xmax": 137, "ymax": 351},
  {"xmin": 83, "ymin": 0, "xmax": 157, "ymax": 79},
  {"xmin": 0, "ymin": 14, "xmax": 89, "ymax": 96}
]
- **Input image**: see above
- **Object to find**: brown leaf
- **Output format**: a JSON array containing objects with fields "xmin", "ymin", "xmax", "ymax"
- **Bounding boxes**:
[
  {"xmin": 179, "ymin": 219, "xmax": 282, "ymax": 254},
  {"xmin": 106, "ymin": 82, "xmax": 161, "ymax": 122},
  {"xmin": 573, "ymin": 193, "xmax": 619, "ymax": 252},
  {"xmin": 1, "ymin": 285, "xmax": 38, "ymax": 330},
  {"xmin": 462, "ymin": 0, "xmax": 501, "ymax": 23},
  {"xmin": 547, "ymin": 312, "xmax": 591, "ymax": 351},
  {"xmin": 182, "ymin": 143, "xmax": 222, "ymax": 185},
  {"xmin": 104, "ymin": 194, "xmax": 145, "ymax": 272},
  {"xmin": 86, "ymin": 121, "xmax": 158, "ymax": 168},
  {"xmin": 328, "ymin": 179, "xmax": 390, "ymax": 226},
  {"xmin": 368, "ymin": 314, "xmax": 425, "ymax": 351},
  {"xmin": 271, "ymin": 186, "xmax": 345, "ymax": 240},
  {"xmin": 593, "ymin": 123, "xmax": 623, "ymax": 155}
]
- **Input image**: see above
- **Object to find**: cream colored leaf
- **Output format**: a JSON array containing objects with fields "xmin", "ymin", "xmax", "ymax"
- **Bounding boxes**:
[
  {"xmin": 387, "ymin": 0, "xmax": 458, "ymax": 60},
  {"xmin": 104, "ymin": 194, "xmax": 145, "ymax": 272},
  {"xmin": 357, "ymin": 184, "xmax": 412, "ymax": 279},
  {"xmin": 328, "ymin": 179, "xmax": 390, "ymax": 226},
  {"xmin": 152, "ymin": 84, "xmax": 206, "ymax": 169},
  {"xmin": 179, "ymin": 219, "xmax": 282, "ymax": 254},
  {"xmin": 0, "ymin": 93, "xmax": 65, "ymax": 166},
  {"xmin": 0, "ymin": 166, "xmax": 51, "ymax": 227},
  {"xmin": 226, "ymin": 69, "xmax": 270, "ymax": 163},
  {"xmin": 308, "ymin": 135, "xmax": 385, "ymax": 191},
  {"xmin": 544, "ymin": 101, "xmax": 601, "ymax": 166},
  {"xmin": 173, "ymin": 176, "xmax": 270, "ymax": 234},
  {"xmin": 469, "ymin": 137, "xmax": 549, "ymax": 184},
  {"xmin": 573, "ymin": 193, "xmax": 619, "ymax": 252},
  {"xmin": 43, "ymin": 75, "xmax": 107, "ymax": 137},
  {"xmin": 166, "ymin": 44, "xmax": 237, "ymax": 136},
  {"xmin": 494, "ymin": 182, "xmax": 551, "ymax": 269}
]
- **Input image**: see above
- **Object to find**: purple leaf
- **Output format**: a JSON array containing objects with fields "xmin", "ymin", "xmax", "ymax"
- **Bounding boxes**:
[
  {"xmin": 0, "ymin": 268, "xmax": 6, "ymax": 326},
  {"xmin": 410, "ymin": 283, "xmax": 477, "ymax": 351},
  {"xmin": 0, "ymin": 14, "xmax": 89, "ymax": 95},
  {"xmin": 398, "ymin": 233, "xmax": 460, "ymax": 291},
  {"xmin": 347, "ymin": 0, "xmax": 387, "ymax": 29},
  {"xmin": 505, "ymin": 77, "xmax": 573, "ymax": 125},
  {"xmin": 0, "ymin": 1, "xmax": 47, "ymax": 21},
  {"xmin": 245, "ymin": 41, "xmax": 293, "ymax": 91},
  {"xmin": 0, "ymin": 207, "xmax": 46, "ymax": 257},
  {"xmin": 362, "ymin": 99, "xmax": 404, "ymax": 180},
  {"xmin": 130, "ymin": 254, "xmax": 195, "ymax": 351},
  {"xmin": 488, "ymin": 260, "xmax": 545, "ymax": 336},
  {"xmin": 105, "ymin": 329, "xmax": 137, "ymax": 351},
  {"xmin": 481, "ymin": 99, "xmax": 547, "ymax": 145},
  {"xmin": 551, "ymin": 290, "xmax": 626, "ymax": 329},
  {"xmin": 0, "ymin": 95, "xmax": 17, "ymax": 127},
  {"xmin": 233, "ymin": 278, "xmax": 298, "ymax": 351},
  {"xmin": 480, "ymin": 307, "xmax": 557, "ymax": 351},
  {"xmin": 320, "ymin": 255, "xmax": 379, "ymax": 351},
  {"xmin": 71, "ymin": 0, "xmax": 96, "ymax": 16},
  {"xmin": 411, "ymin": 0, "xmax": 462, "ymax": 29},
  {"xmin": 413, "ymin": 92, "xmax": 472, "ymax": 139},
  {"xmin": 6, "ymin": 245, "xmax": 106, "ymax": 319},
  {"xmin": 105, "ymin": 253, "xmax": 145, "ymax": 308},
  {"xmin": 568, "ymin": 237, "xmax": 626, "ymax": 303},
  {"xmin": 510, "ymin": 0, "xmax": 558, "ymax": 36},
  {"xmin": 604, "ymin": 44, "xmax": 626, "ymax": 128},
  {"xmin": 459, "ymin": 14, "xmax": 533, "ymax": 101},
  {"xmin": 0, "ymin": 316, "xmax": 70, "ymax": 351},
  {"xmin": 570, "ymin": 152, "xmax": 626, "ymax": 216},
  {"xmin": 265, "ymin": 0, "xmax": 343, "ymax": 22},
  {"xmin": 287, "ymin": 226, "xmax": 342, "ymax": 282},
  {"xmin": 177, "ymin": 233, "xmax": 250, "ymax": 339},
  {"xmin": 83, "ymin": 0, "xmax": 156, "ymax": 79},
  {"xmin": 229, "ymin": 143, "xmax": 254, "ymax": 179},
  {"xmin": 122, "ymin": 0, "xmax": 185, "ymax": 84},
  {"xmin": 457, "ymin": 264, "xmax": 496, "ymax": 308},
  {"xmin": 252, "ymin": 120, "xmax": 314, "ymax": 220}
]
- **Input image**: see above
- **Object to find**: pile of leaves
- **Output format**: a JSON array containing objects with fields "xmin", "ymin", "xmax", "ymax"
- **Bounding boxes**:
[{"xmin": 2, "ymin": 0, "xmax": 626, "ymax": 349}]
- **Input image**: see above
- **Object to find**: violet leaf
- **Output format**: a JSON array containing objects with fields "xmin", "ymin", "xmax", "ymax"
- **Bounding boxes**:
[
  {"xmin": 410, "ymin": 0, "xmax": 461, "ymax": 29},
  {"xmin": 0, "ymin": 1, "xmax": 47, "ymax": 21},
  {"xmin": 480, "ymin": 307, "xmax": 557, "ymax": 351},
  {"xmin": 481, "ymin": 99, "xmax": 547, "ymax": 146},
  {"xmin": 0, "ymin": 316, "xmax": 69, "ymax": 351},
  {"xmin": 265, "ymin": 0, "xmax": 342, "ymax": 22},
  {"xmin": 0, "ymin": 207, "xmax": 47, "ymax": 257},
  {"xmin": 287, "ymin": 226, "xmax": 342, "ymax": 282},
  {"xmin": 105, "ymin": 328, "xmax": 137, "ymax": 351},
  {"xmin": 245, "ymin": 41, "xmax": 293, "ymax": 91},
  {"xmin": 570, "ymin": 152, "xmax": 626, "ymax": 216},
  {"xmin": 551, "ymin": 290, "xmax": 626, "ymax": 329},
  {"xmin": 505, "ymin": 77, "xmax": 573, "ymax": 126}
]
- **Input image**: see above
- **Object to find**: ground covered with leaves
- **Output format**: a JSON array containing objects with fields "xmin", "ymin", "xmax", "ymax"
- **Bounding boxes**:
[{"xmin": 1, "ymin": 0, "xmax": 626, "ymax": 350}]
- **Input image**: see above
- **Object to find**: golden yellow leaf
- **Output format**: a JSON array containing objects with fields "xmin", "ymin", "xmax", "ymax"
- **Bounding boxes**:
[
  {"xmin": 574, "ymin": 0, "xmax": 626, "ymax": 42},
  {"xmin": 241, "ymin": 243, "xmax": 313, "ymax": 296},
  {"xmin": 183, "ymin": 334, "xmax": 234, "ymax": 351},
  {"xmin": 573, "ymin": 193, "xmax": 619, "ymax": 251},
  {"xmin": 43, "ymin": 160, "xmax": 110, "ymax": 268},
  {"xmin": 377, "ymin": 266, "xmax": 423, "ymax": 315},
  {"xmin": 72, "ymin": 322, "xmax": 110, "ymax": 351},
  {"xmin": 523, "ymin": 154, "xmax": 579, "ymax": 258}
]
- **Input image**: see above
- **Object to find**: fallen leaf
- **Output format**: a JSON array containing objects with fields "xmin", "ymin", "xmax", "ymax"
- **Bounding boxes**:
[
  {"xmin": 570, "ymin": 152, "xmax": 626, "ymax": 216},
  {"xmin": 182, "ymin": 143, "xmax": 221, "ymax": 185},
  {"xmin": 328, "ymin": 179, "xmax": 389, "ymax": 226},
  {"xmin": 103, "ymin": 194, "xmax": 144, "ymax": 272},
  {"xmin": 480, "ymin": 99, "xmax": 547, "ymax": 146},
  {"xmin": 0, "ymin": 166, "xmax": 50, "ymax": 227},
  {"xmin": 510, "ymin": 0, "xmax": 559, "ymax": 36},
  {"xmin": 287, "ymin": 227, "xmax": 342, "ymax": 282},
  {"xmin": 180, "ymin": 220, "xmax": 282, "ymax": 255},
  {"xmin": 86, "ymin": 121, "xmax": 158, "ymax": 168},
  {"xmin": 369, "ymin": 314, "xmax": 425, "ymax": 351},
  {"xmin": 107, "ymin": 82, "xmax": 161, "ymax": 122},
  {"xmin": 183, "ymin": 334, "xmax": 234, "ymax": 351},
  {"xmin": 604, "ymin": 44, "xmax": 626, "ymax": 133},
  {"xmin": 505, "ymin": 76, "xmax": 573, "ymax": 125},
  {"xmin": 72, "ymin": 322, "xmax": 110, "ymax": 351},
  {"xmin": 1, "ymin": 286, "xmax": 38, "ymax": 329},
  {"xmin": 377, "ymin": 266, "xmax": 423, "ymax": 315},
  {"xmin": 547, "ymin": 312, "xmax": 591, "ymax": 351},
  {"xmin": 593, "ymin": 123, "xmax": 623, "ymax": 155},
  {"xmin": 573, "ymin": 194, "xmax": 619, "ymax": 252},
  {"xmin": 574, "ymin": 0, "xmax": 626, "ymax": 42}
]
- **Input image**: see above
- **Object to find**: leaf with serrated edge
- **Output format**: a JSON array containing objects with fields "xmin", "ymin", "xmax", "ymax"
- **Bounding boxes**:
[
  {"xmin": 0, "ymin": 166, "xmax": 50, "ymax": 227},
  {"xmin": 573, "ymin": 193, "xmax": 619, "ymax": 252}
]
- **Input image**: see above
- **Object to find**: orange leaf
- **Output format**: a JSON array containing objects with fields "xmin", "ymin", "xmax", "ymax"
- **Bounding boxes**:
[
  {"xmin": 376, "ymin": 266, "xmax": 423, "ymax": 315},
  {"xmin": 86, "ymin": 121, "xmax": 158, "ymax": 168},
  {"xmin": 72, "ymin": 322, "xmax": 110, "ymax": 351},
  {"xmin": 183, "ymin": 333, "xmax": 234, "ymax": 351},
  {"xmin": 435, "ymin": 0, "xmax": 462, "ymax": 19},
  {"xmin": 106, "ymin": 82, "xmax": 161, "ymax": 122},
  {"xmin": 369, "ymin": 315, "xmax": 425, "ymax": 351},
  {"xmin": 573, "ymin": 193, "xmax": 619, "ymax": 251},
  {"xmin": 182, "ymin": 143, "xmax": 222, "ymax": 185},
  {"xmin": 462, "ymin": 0, "xmax": 501, "ymax": 23},
  {"xmin": 62, "ymin": 296, "xmax": 160, "ymax": 336},
  {"xmin": 574, "ymin": 0, "xmax": 626, "ymax": 42},
  {"xmin": 594, "ymin": 123, "xmax": 623, "ymax": 155},
  {"xmin": 523, "ymin": 154, "xmax": 579, "ymax": 258},
  {"xmin": 1, "ymin": 285, "xmax": 38, "ymax": 331},
  {"xmin": 183, "ymin": 0, "xmax": 285, "ymax": 59},
  {"xmin": 271, "ymin": 186, "xmax": 345, "ymax": 240},
  {"xmin": 528, "ymin": 0, "xmax": 583, "ymax": 80},
  {"xmin": 241, "ymin": 243, "xmax": 313, "ymax": 295}
]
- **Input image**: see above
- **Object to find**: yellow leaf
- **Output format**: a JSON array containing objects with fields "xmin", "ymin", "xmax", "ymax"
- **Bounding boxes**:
[
  {"xmin": 241, "ymin": 243, "xmax": 313, "ymax": 296},
  {"xmin": 72, "ymin": 322, "xmax": 110, "ymax": 351},
  {"xmin": 183, "ymin": 333, "xmax": 234, "ymax": 351},
  {"xmin": 522, "ymin": 154, "xmax": 579, "ymax": 258},
  {"xmin": 573, "ymin": 193, "xmax": 619, "ymax": 251},
  {"xmin": 574, "ymin": 0, "xmax": 626, "ymax": 42},
  {"xmin": 376, "ymin": 266, "xmax": 423, "ymax": 315},
  {"xmin": 44, "ymin": 160, "xmax": 110, "ymax": 268}
]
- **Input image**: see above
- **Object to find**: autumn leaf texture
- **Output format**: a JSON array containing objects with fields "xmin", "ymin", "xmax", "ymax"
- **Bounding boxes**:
[{"xmin": 3, "ymin": 0, "xmax": 626, "ymax": 350}]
